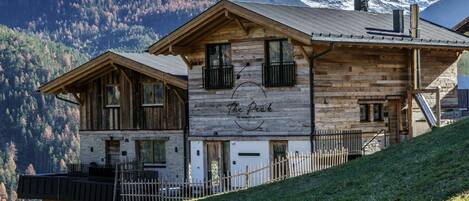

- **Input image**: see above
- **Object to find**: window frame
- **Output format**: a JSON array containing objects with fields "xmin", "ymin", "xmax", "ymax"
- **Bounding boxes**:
[
  {"xmin": 136, "ymin": 140, "xmax": 167, "ymax": 165},
  {"xmin": 373, "ymin": 103, "xmax": 384, "ymax": 121},
  {"xmin": 206, "ymin": 43, "xmax": 231, "ymax": 70},
  {"xmin": 263, "ymin": 39, "xmax": 296, "ymax": 87},
  {"xmin": 105, "ymin": 84, "xmax": 120, "ymax": 108},
  {"xmin": 265, "ymin": 39, "xmax": 294, "ymax": 66},
  {"xmin": 141, "ymin": 82, "xmax": 165, "ymax": 107},
  {"xmin": 203, "ymin": 43, "xmax": 234, "ymax": 89},
  {"xmin": 359, "ymin": 104, "xmax": 369, "ymax": 122}
]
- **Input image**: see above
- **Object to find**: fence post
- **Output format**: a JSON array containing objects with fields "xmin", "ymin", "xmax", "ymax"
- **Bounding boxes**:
[{"xmin": 244, "ymin": 166, "xmax": 249, "ymax": 189}]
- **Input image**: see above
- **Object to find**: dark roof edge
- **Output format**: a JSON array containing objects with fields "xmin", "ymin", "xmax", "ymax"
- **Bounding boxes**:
[
  {"xmin": 420, "ymin": 17, "xmax": 469, "ymax": 40},
  {"xmin": 311, "ymin": 36, "xmax": 469, "ymax": 49},
  {"xmin": 147, "ymin": 0, "xmax": 225, "ymax": 53}
]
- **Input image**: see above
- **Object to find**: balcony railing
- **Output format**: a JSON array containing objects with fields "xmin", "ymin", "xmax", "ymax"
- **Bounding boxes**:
[
  {"xmin": 312, "ymin": 130, "xmax": 363, "ymax": 159},
  {"xmin": 202, "ymin": 65, "xmax": 234, "ymax": 89},
  {"xmin": 262, "ymin": 61, "xmax": 296, "ymax": 87}
]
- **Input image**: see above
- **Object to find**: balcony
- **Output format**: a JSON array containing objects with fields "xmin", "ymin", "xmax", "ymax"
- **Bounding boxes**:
[
  {"xmin": 202, "ymin": 65, "xmax": 234, "ymax": 89},
  {"xmin": 262, "ymin": 61, "xmax": 296, "ymax": 87}
]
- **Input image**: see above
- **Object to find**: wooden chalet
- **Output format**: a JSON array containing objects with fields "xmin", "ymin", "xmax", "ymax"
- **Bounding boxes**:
[
  {"xmin": 18, "ymin": 51, "xmax": 188, "ymax": 200},
  {"xmin": 147, "ymin": 0, "xmax": 469, "ymax": 181}
]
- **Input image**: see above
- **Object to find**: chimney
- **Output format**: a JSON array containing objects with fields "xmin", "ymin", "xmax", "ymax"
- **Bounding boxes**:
[
  {"xmin": 393, "ymin": 10, "xmax": 404, "ymax": 33},
  {"xmin": 410, "ymin": 4, "xmax": 420, "ymax": 38},
  {"xmin": 354, "ymin": 0, "xmax": 368, "ymax": 11},
  {"xmin": 409, "ymin": 4, "xmax": 421, "ymax": 89}
]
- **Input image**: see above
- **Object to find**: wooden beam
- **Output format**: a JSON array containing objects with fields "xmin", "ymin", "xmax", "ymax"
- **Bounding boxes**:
[
  {"xmin": 169, "ymin": 45, "xmax": 193, "ymax": 55},
  {"xmin": 72, "ymin": 93, "xmax": 84, "ymax": 105},
  {"xmin": 436, "ymin": 86, "xmax": 441, "ymax": 127},
  {"xmin": 172, "ymin": 88, "xmax": 185, "ymax": 104},
  {"xmin": 407, "ymin": 88, "xmax": 414, "ymax": 139},
  {"xmin": 299, "ymin": 46, "xmax": 312, "ymax": 66},
  {"xmin": 119, "ymin": 67, "xmax": 132, "ymax": 84},
  {"xmin": 235, "ymin": 17, "xmax": 249, "ymax": 35},
  {"xmin": 181, "ymin": 55, "xmax": 193, "ymax": 69}
]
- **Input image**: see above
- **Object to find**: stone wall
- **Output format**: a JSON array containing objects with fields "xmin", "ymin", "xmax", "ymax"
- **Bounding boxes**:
[{"xmin": 80, "ymin": 130, "xmax": 185, "ymax": 181}]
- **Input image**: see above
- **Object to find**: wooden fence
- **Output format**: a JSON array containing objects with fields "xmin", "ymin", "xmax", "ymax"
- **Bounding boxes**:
[{"xmin": 120, "ymin": 148, "xmax": 348, "ymax": 201}]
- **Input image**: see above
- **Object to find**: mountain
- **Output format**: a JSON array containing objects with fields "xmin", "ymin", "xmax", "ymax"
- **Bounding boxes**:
[
  {"xmin": 0, "ymin": 25, "xmax": 88, "ymax": 199},
  {"xmin": 300, "ymin": 0, "xmax": 438, "ymax": 13},
  {"xmin": 0, "ymin": 0, "xmax": 213, "ymax": 56},
  {"xmin": 421, "ymin": 0, "xmax": 469, "ymax": 28}
]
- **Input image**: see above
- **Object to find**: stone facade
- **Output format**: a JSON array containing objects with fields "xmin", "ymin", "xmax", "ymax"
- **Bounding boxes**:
[{"xmin": 80, "ymin": 130, "xmax": 185, "ymax": 181}]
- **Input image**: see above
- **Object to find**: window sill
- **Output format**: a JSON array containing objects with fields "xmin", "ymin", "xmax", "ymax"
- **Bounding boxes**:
[
  {"xmin": 105, "ymin": 105, "xmax": 120, "ymax": 108},
  {"xmin": 143, "ymin": 163, "xmax": 167, "ymax": 168},
  {"xmin": 142, "ymin": 104, "xmax": 164, "ymax": 107}
]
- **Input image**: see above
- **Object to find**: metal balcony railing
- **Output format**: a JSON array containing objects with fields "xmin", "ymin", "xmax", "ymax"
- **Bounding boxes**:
[
  {"xmin": 262, "ymin": 61, "xmax": 296, "ymax": 87},
  {"xmin": 202, "ymin": 65, "xmax": 234, "ymax": 89}
]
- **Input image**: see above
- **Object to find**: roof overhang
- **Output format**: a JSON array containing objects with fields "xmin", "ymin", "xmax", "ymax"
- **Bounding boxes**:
[
  {"xmin": 39, "ymin": 51, "xmax": 188, "ymax": 94},
  {"xmin": 311, "ymin": 34, "xmax": 469, "ymax": 50},
  {"xmin": 453, "ymin": 16, "xmax": 469, "ymax": 33},
  {"xmin": 148, "ymin": 0, "xmax": 312, "ymax": 55},
  {"xmin": 148, "ymin": 0, "xmax": 469, "ymax": 55}
]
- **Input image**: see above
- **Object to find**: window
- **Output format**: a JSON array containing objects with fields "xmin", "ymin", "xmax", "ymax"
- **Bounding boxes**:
[
  {"xmin": 142, "ymin": 82, "xmax": 164, "ymax": 106},
  {"xmin": 105, "ymin": 85, "xmax": 120, "ymax": 107},
  {"xmin": 263, "ymin": 39, "xmax": 296, "ymax": 87},
  {"xmin": 137, "ymin": 140, "xmax": 166, "ymax": 164},
  {"xmin": 360, "ymin": 102, "xmax": 384, "ymax": 122},
  {"xmin": 203, "ymin": 44, "xmax": 233, "ymax": 89},
  {"xmin": 359, "ymin": 104, "xmax": 369, "ymax": 122},
  {"xmin": 267, "ymin": 40, "xmax": 294, "ymax": 64},
  {"xmin": 373, "ymin": 104, "xmax": 384, "ymax": 121},
  {"xmin": 458, "ymin": 89, "xmax": 469, "ymax": 110}
]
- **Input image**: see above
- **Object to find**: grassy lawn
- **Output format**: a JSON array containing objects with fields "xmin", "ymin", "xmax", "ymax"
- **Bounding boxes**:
[{"xmin": 203, "ymin": 118, "xmax": 469, "ymax": 201}]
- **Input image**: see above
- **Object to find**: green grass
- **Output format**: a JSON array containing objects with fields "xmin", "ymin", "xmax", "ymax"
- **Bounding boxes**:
[{"xmin": 203, "ymin": 118, "xmax": 469, "ymax": 201}]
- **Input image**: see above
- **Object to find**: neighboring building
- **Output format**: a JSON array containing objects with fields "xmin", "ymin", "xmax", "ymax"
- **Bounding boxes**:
[
  {"xmin": 18, "ymin": 51, "xmax": 188, "ymax": 200},
  {"xmin": 148, "ymin": 0, "xmax": 469, "ymax": 181},
  {"xmin": 38, "ymin": 50, "xmax": 188, "ymax": 179}
]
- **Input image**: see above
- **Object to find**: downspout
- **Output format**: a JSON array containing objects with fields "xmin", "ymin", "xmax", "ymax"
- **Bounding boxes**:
[
  {"xmin": 309, "ymin": 43, "xmax": 334, "ymax": 153},
  {"xmin": 410, "ymin": 4, "xmax": 421, "ymax": 89}
]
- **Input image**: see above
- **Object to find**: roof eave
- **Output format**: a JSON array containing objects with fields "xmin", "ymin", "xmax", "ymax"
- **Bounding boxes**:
[
  {"xmin": 311, "ymin": 37, "xmax": 469, "ymax": 50},
  {"xmin": 39, "ymin": 52, "xmax": 188, "ymax": 95}
]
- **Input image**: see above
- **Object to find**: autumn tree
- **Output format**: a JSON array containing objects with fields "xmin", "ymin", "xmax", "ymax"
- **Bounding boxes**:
[{"xmin": 0, "ymin": 182, "xmax": 7, "ymax": 201}]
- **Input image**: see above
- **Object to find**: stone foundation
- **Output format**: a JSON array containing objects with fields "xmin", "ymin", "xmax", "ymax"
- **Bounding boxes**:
[{"xmin": 80, "ymin": 130, "xmax": 185, "ymax": 181}]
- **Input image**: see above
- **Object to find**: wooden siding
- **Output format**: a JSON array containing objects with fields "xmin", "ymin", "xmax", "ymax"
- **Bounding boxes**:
[
  {"xmin": 184, "ymin": 18, "xmax": 460, "ymax": 138},
  {"xmin": 187, "ymin": 21, "xmax": 310, "ymax": 137},
  {"xmin": 314, "ymin": 47, "xmax": 409, "ymax": 132},
  {"xmin": 79, "ymin": 66, "xmax": 186, "ymax": 131}
]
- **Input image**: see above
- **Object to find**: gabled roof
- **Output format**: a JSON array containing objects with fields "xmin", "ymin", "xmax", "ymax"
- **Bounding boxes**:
[
  {"xmin": 39, "ymin": 51, "xmax": 188, "ymax": 94},
  {"xmin": 149, "ymin": 0, "xmax": 469, "ymax": 54}
]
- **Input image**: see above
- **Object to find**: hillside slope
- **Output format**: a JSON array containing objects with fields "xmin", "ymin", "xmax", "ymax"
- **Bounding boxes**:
[
  {"xmin": 0, "ymin": 25, "xmax": 88, "ymax": 198},
  {"xmin": 205, "ymin": 118, "xmax": 469, "ymax": 201}
]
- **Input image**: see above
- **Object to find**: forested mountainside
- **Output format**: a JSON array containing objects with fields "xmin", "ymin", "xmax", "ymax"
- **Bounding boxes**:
[
  {"xmin": 0, "ymin": 25, "xmax": 88, "ymax": 199},
  {"xmin": 0, "ymin": 0, "xmax": 213, "ymax": 56}
]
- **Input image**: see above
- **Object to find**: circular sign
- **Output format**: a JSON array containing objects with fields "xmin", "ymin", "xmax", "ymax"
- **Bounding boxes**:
[{"xmin": 226, "ymin": 81, "xmax": 273, "ymax": 131}]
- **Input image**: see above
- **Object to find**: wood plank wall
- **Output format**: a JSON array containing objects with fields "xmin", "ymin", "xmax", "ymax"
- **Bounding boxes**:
[
  {"xmin": 314, "ymin": 47, "xmax": 409, "ymax": 132},
  {"xmin": 187, "ymin": 21, "xmax": 311, "ymax": 137},
  {"xmin": 79, "ymin": 66, "xmax": 186, "ymax": 131},
  {"xmin": 184, "ymin": 18, "xmax": 460, "ymax": 138}
]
